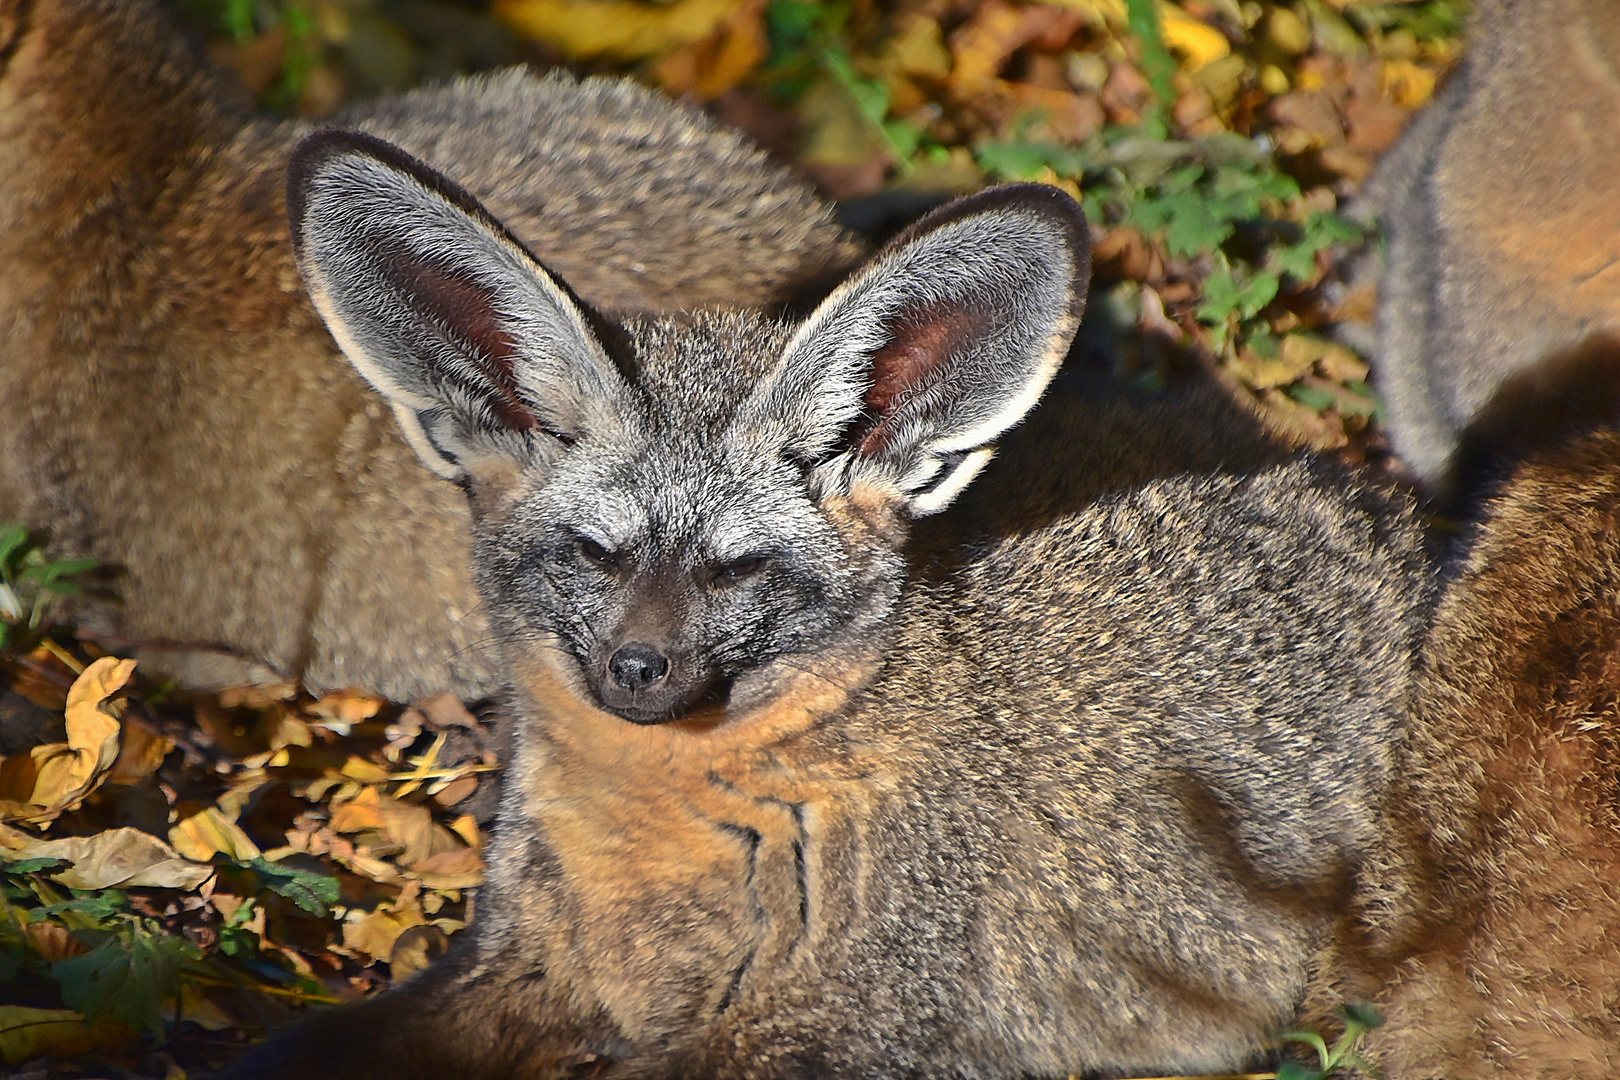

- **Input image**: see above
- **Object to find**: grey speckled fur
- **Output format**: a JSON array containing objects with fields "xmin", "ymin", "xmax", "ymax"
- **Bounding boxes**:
[
  {"xmin": 220, "ymin": 137, "xmax": 1433, "ymax": 1080},
  {"xmin": 1351, "ymin": 0, "xmax": 1620, "ymax": 495},
  {"xmin": 0, "ymin": 0, "xmax": 860, "ymax": 700}
]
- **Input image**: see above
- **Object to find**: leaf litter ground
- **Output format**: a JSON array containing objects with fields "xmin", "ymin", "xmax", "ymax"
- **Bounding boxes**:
[{"xmin": 1, "ymin": 0, "xmax": 1466, "ymax": 1075}]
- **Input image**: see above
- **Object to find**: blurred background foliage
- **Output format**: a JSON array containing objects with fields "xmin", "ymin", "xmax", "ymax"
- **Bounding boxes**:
[{"xmin": 178, "ymin": 0, "xmax": 1466, "ymax": 455}]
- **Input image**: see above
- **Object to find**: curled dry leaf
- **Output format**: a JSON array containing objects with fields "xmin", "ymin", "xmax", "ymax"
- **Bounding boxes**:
[
  {"xmin": 2, "ymin": 826, "xmax": 213, "ymax": 890},
  {"xmin": 0, "ymin": 656, "xmax": 133, "ymax": 824}
]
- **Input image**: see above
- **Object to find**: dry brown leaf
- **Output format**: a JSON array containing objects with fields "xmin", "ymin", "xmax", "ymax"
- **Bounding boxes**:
[
  {"xmin": 653, "ymin": 0, "xmax": 766, "ymax": 100},
  {"xmin": 306, "ymin": 689, "xmax": 383, "ymax": 734},
  {"xmin": 447, "ymin": 813, "xmax": 483, "ymax": 853},
  {"xmin": 329, "ymin": 786, "xmax": 389, "ymax": 834},
  {"xmin": 1042, "ymin": 0, "xmax": 1124, "ymax": 28},
  {"xmin": 0, "ymin": 657, "xmax": 132, "ymax": 823},
  {"xmin": 405, "ymin": 845, "xmax": 485, "ymax": 891},
  {"xmin": 171, "ymin": 805, "xmax": 262, "ymax": 862},
  {"xmin": 495, "ymin": 0, "xmax": 746, "ymax": 61},
  {"xmin": 417, "ymin": 693, "xmax": 481, "ymax": 730},
  {"xmin": 342, "ymin": 904, "xmax": 426, "ymax": 964},
  {"xmin": 950, "ymin": 1, "xmax": 1079, "ymax": 90},
  {"xmin": 218, "ymin": 682, "xmax": 297, "ymax": 709},
  {"xmin": 23, "ymin": 921, "xmax": 88, "ymax": 963},
  {"xmin": 7, "ymin": 827, "xmax": 213, "ymax": 889},
  {"xmin": 879, "ymin": 14, "xmax": 952, "ymax": 80},
  {"xmin": 430, "ymin": 774, "xmax": 478, "ymax": 808},
  {"xmin": 106, "ymin": 720, "xmax": 171, "ymax": 786},
  {"xmin": 389, "ymin": 924, "xmax": 449, "ymax": 979},
  {"xmin": 159, "ymin": 982, "xmax": 238, "ymax": 1032}
]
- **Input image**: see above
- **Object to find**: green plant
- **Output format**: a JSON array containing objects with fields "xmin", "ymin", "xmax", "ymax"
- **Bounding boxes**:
[
  {"xmin": 976, "ymin": 128, "xmax": 1370, "ymax": 355},
  {"xmin": 1123, "ymin": 0, "xmax": 1176, "ymax": 138},
  {"xmin": 178, "ymin": 0, "xmax": 322, "ymax": 109},
  {"xmin": 1, "ymin": 855, "xmax": 341, "ymax": 1047},
  {"xmin": 1277, "ymin": 1001, "xmax": 1385, "ymax": 1079},
  {"xmin": 762, "ymin": 0, "xmax": 926, "ymax": 166},
  {"xmin": 0, "ymin": 524, "xmax": 97, "ymax": 651}
]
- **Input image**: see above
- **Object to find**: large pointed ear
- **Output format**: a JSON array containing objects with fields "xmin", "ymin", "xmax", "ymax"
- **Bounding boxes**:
[
  {"xmin": 740, "ymin": 184, "xmax": 1090, "ymax": 516},
  {"xmin": 287, "ymin": 130, "xmax": 630, "ymax": 482}
]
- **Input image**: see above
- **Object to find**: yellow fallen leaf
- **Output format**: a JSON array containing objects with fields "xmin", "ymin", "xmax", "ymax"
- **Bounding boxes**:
[
  {"xmin": 0, "ymin": 1006, "xmax": 138, "ymax": 1064},
  {"xmin": 329, "ymin": 786, "xmax": 389, "ymax": 834},
  {"xmin": 653, "ymin": 0, "xmax": 766, "ymax": 100},
  {"xmin": 495, "ymin": 0, "xmax": 746, "ymax": 61},
  {"xmin": 342, "ymin": 904, "xmax": 426, "ymax": 964},
  {"xmin": 1381, "ymin": 58, "xmax": 1436, "ymax": 109},
  {"xmin": 0, "ymin": 657, "xmax": 133, "ymax": 824},
  {"xmin": 1042, "ymin": 0, "xmax": 1125, "ymax": 28},
  {"xmin": 160, "ymin": 982, "xmax": 238, "ymax": 1032},
  {"xmin": 1160, "ymin": 3, "xmax": 1229, "ymax": 73},
  {"xmin": 388, "ymin": 924, "xmax": 449, "ymax": 980},
  {"xmin": 305, "ymin": 688, "xmax": 382, "ymax": 734},
  {"xmin": 339, "ymin": 756, "xmax": 393, "ymax": 783},
  {"xmin": 879, "ymin": 14, "xmax": 952, "ymax": 79},
  {"xmin": 170, "ymin": 806, "xmax": 262, "ymax": 863},
  {"xmin": 2, "ymin": 827, "xmax": 213, "ymax": 889}
]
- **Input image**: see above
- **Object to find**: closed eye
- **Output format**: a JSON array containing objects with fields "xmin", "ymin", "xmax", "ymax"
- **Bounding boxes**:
[
  {"xmin": 577, "ymin": 536, "xmax": 622, "ymax": 574},
  {"xmin": 711, "ymin": 555, "xmax": 768, "ymax": 587}
]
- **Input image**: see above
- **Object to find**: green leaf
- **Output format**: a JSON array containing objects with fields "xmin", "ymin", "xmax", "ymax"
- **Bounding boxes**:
[
  {"xmin": 1340, "ymin": 999, "xmax": 1386, "ymax": 1032},
  {"xmin": 1288, "ymin": 382, "xmax": 1339, "ymax": 412},
  {"xmin": 1, "ymin": 859, "xmax": 71, "ymax": 876},
  {"xmin": 976, "ymin": 140, "xmax": 1089, "ymax": 181},
  {"xmin": 1163, "ymin": 195, "xmax": 1234, "ymax": 257},
  {"xmin": 0, "ymin": 523, "xmax": 29, "ymax": 572},
  {"xmin": 1276, "ymin": 1061, "xmax": 1322, "ymax": 1080},
  {"xmin": 247, "ymin": 857, "xmax": 340, "ymax": 919},
  {"xmin": 52, "ymin": 924, "xmax": 199, "ymax": 1040},
  {"xmin": 1279, "ymin": 1028, "xmax": 1332, "ymax": 1069},
  {"xmin": 1123, "ymin": 0, "xmax": 1174, "ymax": 136},
  {"xmin": 40, "ymin": 891, "xmax": 129, "ymax": 931},
  {"xmin": 765, "ymin": 0, "xmax": 826, "ymax": 55},
  {"xmin": 1198, "ymin": 266, "xmax": 1279, "ymax": 322},
  {"xmin": 882, "ymin": 120, "xmax": 923, "ymax": 161},
  {"xmin": 1272, "ymin": 239, "xmax": 1322, "ymax": 283}
]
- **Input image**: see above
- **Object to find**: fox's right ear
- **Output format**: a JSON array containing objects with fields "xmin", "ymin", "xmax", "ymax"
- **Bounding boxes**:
[{"xmin": 287, "ymin": 130, "xmax": 631, "ymax": 482}]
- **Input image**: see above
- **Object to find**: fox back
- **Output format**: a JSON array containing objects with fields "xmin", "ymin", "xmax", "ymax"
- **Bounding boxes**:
[
  {"xmin": 215, "ymin": 133, "xmax": 1432, "ymax": 1080},
  {"xmin": 1357, "ymin": 0, "xmax": 1620, "ymax": 496},
  {"xmin": 1305, "ymin": 337, "xmax": 1620, "ymax": 1079},
  {"xmin": 0, "ymin": 0, "xmax": 860, "ymax": 701}
]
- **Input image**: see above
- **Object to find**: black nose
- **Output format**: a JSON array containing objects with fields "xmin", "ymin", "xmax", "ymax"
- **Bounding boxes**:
[{"xmin": 608, "ymin": 644, "xmax": 669, "ymax": 691}]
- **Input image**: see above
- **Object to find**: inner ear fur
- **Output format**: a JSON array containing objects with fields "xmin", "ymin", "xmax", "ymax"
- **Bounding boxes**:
[
  {"xmin": 746, "ymin": 183, "xmax": 1092, "ymax": 516},
  {"xmin": 287, "ymin": 129, "xmax": 629, "ymax": 481}
]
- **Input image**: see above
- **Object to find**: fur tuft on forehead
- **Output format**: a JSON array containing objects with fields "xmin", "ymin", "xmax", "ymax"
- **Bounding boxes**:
[{"xmin": 617, "ymin": 311, "xmax": 796, "ymax": 441}]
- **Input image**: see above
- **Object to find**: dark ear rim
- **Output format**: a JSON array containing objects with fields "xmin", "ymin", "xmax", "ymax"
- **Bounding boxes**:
[
  {"xmin": 870, "ymin": 182, "xmax": 1093, "ymax": 327},
  {"xmin": 286, "ymin": 129, "xmax": 636, "ymax": 377},
  {"xmin": 288, "ymin": 129, "xmax": 528, "ymax": 271}
]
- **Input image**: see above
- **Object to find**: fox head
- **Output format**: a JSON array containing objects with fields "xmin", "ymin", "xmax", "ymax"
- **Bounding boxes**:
[{"xmin": 288, "ymin": 131, "xmax": 1089, "ymax": 726}]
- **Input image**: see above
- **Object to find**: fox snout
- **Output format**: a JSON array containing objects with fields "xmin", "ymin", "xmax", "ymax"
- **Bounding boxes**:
[
  {"xmin": 608, "ymin": 643, "xmax": 667, "ymax": 690},
  {"xmin": 590, "ymin": 637, "xmax": 722, "ymax": 725}
]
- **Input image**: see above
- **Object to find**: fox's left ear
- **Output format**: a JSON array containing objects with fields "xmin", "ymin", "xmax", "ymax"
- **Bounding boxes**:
[{"xmin": 742, "ymin": 183, "xmax": 1090, "ymax": 515}]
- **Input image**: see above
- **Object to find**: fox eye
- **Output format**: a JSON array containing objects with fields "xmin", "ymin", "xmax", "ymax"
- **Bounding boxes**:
[
  {"xmin": 576, "ymin": 537, "xmax": 621, "ymax": 573},
  {"xmin": 711, "ymin": 555, "xmax": 767, "ymax": 587}
]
